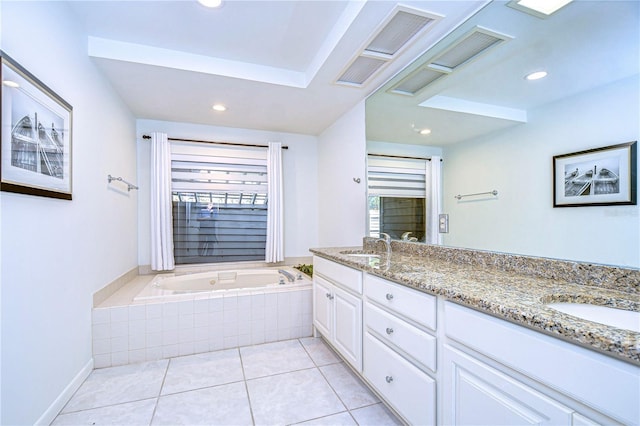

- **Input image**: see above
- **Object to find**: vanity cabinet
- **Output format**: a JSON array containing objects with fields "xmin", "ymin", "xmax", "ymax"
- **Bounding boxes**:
[
  {"xmin": 363, "ymin": 274, "xmax": 437, "ymax": 425},
  {"xmin": 312, "ymin": 256, "xmax": 363, "ymax": 371},
  {"xmin": 443, "ymin": 302, "xmax": 639, "ymax": 426}
]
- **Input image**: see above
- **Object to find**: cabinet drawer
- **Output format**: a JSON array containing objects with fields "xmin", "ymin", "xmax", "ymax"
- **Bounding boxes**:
[
  {"xmin": 365, "ymin": 302, "xmax": 436, "ymax": 372},
  {"xmin": 314, "ymin": 256, "xmax": 362, "ymax": 294},
  {"xmin": 364, "ymin": 274, "xmax": 436, "ymax": 330},
  {"xmin": 364, "ymin": 332, "xmax": 436, "ymax": 426}
]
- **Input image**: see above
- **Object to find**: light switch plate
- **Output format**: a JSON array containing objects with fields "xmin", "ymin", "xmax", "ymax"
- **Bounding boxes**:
[{"xmin": 439, "ymin": 214, "xmax": 449, "ymax": 233}]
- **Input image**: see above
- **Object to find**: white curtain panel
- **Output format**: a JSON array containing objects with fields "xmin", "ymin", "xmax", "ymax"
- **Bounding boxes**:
[
  {"xmin": 427, "ymin": 156, "xmax": 443, "ymax": 245},
  {"xmin": 266, "ymin": 142, "xmax": 284, "ymax": 263},
  {"xmin": 150, "ymin": 132, "xmax": 175, "ymax": 271}
]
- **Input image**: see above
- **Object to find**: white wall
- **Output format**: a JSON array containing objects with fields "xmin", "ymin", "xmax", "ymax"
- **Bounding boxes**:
[
  {"xmin": 136, "ymin": 119, "xmax": 319, "ymax": 267},
  {"xmin": 0, "ymin": 2, "xmax": 137, "ymax": 424},
  {"xmin": 443, "ymin": 76, "xmax": 640, "ymax": 267},
  {"xmin": 317, "ymin": 101, "xmax": 367, "ymax": 246}
]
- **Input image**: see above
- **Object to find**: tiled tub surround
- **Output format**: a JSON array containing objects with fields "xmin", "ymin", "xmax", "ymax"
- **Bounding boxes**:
[
  {"xmin": 93, "ymin": 276, "xmax": 313, "ymax": 368},
  {"xmin": 311, "ymin": 239, "xmax": 640, "ymax": 365}
]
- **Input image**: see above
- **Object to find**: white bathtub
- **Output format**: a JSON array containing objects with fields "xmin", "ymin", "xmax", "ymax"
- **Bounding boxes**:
[
  {"xmin": 135, "ymin": 266, "xmax": 310, "ymax": 300},
  {"xmin": 92, "ymin": 265, "xmax": 313, "ymax": 368}
]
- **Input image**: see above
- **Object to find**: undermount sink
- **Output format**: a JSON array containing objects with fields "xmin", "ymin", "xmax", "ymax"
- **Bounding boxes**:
[
  {"xmin": 546, "ymin": 302, "xmax": 640, "ymax": 333},
  {"xmin": 343, "ymin": 253, "xmax": 381, "ymax": 259},
  {"xmin": 339, "ymin": 251, "xmax": 382, "ymax": 267}
]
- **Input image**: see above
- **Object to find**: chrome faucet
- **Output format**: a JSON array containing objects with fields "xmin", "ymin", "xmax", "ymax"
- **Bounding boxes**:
[
  {"xmin": 278, "ymin": 269, "xmax": 295, "ymax": 283},
  {"xmin": 377, "ymin": 232, "xmax": 392, "ymax": 258},
  {"xmin": 401, "ymin": 231, "xmax": 418, "ymax": 242}
]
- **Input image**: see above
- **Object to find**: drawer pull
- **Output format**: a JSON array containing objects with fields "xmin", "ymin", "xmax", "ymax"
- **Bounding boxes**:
[
  {"xmin": 385, "ymin": 375, "xmax": 394, "ymax": 383},
  {"xmin": 385, "ymin": 327, "xmax": 394, "ymax": 335},
  {"xmin": 386, "ymin": 293, "xmax": 394, "ymax": 300}
]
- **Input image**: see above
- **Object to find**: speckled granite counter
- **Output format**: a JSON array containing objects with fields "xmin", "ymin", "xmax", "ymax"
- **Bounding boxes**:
[{"xmin": 310, "ymin": 239, "xmax": 640, "ymax": 365}]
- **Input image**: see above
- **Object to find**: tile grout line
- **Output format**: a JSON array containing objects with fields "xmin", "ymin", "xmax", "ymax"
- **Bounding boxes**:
[
  {"xmin": 238, "ymin": 346, "xmax": 257, "ymax": 426},
  {"xmin": 148, "ymin": 358, "xmax": 171, "ymax": 425}
]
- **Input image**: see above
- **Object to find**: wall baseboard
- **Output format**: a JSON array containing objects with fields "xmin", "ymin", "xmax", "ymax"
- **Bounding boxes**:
[{"xmin": 35, "ymin": 358, "xmax": 93, "ymax": 425}]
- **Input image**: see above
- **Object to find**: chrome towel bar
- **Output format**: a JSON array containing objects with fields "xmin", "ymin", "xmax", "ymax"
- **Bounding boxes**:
[
  {"xmin": 454, "ymin": 190, "xmax": 498, "ymax": 200},
  {"xmin": 107, "ymin": 175, "xmax": 139, "ymax": 192}
]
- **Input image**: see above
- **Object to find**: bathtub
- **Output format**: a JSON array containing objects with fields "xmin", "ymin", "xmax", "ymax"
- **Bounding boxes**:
[
  {"xmin": 92, "ymin": 265, "xmax": 313, "ymax": 368},
  {"xmin": 134, "ymin": 266, "xmax": 310, "ymax": 300}
]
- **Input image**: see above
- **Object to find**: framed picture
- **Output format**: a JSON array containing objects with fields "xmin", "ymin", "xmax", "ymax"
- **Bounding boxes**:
[
  {"xmin": 553, "ymin": 141, "xmax": 637, "ymax": 207},
  {"xmin": 1, "ymin": 51, "xmax": 72, "ymax": 200}
]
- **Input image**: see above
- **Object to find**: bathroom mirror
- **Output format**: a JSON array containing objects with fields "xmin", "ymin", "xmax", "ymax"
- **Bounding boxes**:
[{"xmin": 365, "ymin": 0, "xmax": 640, "ymax": 267}]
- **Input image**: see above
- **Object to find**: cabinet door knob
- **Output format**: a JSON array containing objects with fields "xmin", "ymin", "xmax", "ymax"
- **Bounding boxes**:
[
  {"xmin": 385, "ymin": 327, "xmax": 394, "ymax": 335},
  {"xmin": 385, "ymin": 375, "xmax": 394, "ymax": 383},
  {"xmin": 386, "ymin": 293, "xmax": 394, "ymax": 300},
  {"xmin": 326, "ymin": 293, "xmax": 331, "ymax": 299}
]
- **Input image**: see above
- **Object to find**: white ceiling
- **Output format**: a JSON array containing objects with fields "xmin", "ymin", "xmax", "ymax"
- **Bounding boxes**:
[
  {"xmin": 65, "ymin": 0, "xmax": 490, "ymax": 136},
  {"xmin": 366, "ymin": 0, "xmax": 640, "ymax": 146}
]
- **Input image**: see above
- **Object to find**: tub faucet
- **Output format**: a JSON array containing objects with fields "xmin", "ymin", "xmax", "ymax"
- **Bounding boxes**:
[
  {"xmin": 377, "ymin": 232, "xmax": 392, "ymax": 258},
  {"xmin": 278, "ymin": 269, "xmax": 295, "ymax": 283}
]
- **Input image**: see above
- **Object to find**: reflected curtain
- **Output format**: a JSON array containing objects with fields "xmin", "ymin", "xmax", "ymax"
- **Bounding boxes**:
[
  {"xmin": 266, "ymin": 142, "xmax": 284, "ymax": 263},
  {"xmin": 427, "ymin": 156, "xmax": 443, "ymax": 245},
  {"xmin": 150, "ymin": 132, "xmax": 175, "ymax": 271}
]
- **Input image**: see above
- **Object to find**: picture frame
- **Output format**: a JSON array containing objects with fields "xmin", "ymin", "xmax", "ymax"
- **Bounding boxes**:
[
  {"xmin": 1, "ymin": 50, "xmax": 72, "ymax": 200},
  {"xmin": 553, "ymin": 141, "xmax": 637, "ymax": 207}
]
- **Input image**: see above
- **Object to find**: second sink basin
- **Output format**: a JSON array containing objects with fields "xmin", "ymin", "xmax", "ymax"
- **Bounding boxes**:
[{"xmin": 546, "ymin": 303, "xmax": 640, "ymax": 332}]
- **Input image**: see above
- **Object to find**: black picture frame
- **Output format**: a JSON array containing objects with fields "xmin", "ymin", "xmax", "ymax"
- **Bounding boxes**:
[
  {"xmin": 553, "ymin": 141, "xmax": 637, "ymax": 207},
  {"xmin": 1, "ymin": 50, "xmax": 73, "ymax": 200}
]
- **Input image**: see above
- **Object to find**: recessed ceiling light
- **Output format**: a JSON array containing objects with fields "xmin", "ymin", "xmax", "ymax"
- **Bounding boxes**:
[
  {"xmin": 508, "ymin": 0, "xmax": 572, "ymax": 17},
  {"xmin": 2, "ymin": 80, "xmax": 19, "ymax": 88},
  {"xmin": 212, "ymin": 104, "xmax": 227, "ymax": 112},
  {"xmin": 419, "ymin": 128, "xmax": 432, "ymax": 135},
  {"xmin": 525, "ymin": 71, "xmax": 548, "ymax": 81},
  {"xmin": 198, "ymin": 0, "xmax": 223, "ymax": 8}
]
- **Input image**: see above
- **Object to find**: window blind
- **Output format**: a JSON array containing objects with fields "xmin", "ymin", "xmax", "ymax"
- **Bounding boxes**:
[
  {"xmin": 367, "ymin": 155, "xmax": 427, "ymax": 198},
  {"xmin": 170, "ymin": 142, "xmax": 269, "ymax": 264}
]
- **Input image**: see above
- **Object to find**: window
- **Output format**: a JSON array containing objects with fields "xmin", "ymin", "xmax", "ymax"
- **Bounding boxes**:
[
  {"xmin": 171, "ymin": 142, "xmax": 268, "ymax": 264},
  {"xmin": 367, "ymin": 155, "xmax": 427, "ymax": 242}
]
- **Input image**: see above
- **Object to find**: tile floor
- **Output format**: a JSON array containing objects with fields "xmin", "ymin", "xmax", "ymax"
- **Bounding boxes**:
[{"xmin": 53, "ymin": 337, "xmax": 403, "ymax": 425}]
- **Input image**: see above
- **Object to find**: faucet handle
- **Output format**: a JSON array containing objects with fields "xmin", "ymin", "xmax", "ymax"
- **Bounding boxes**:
[{"xmin": 380, "ymin": 232, "xmax": 391, "ymax": 241}]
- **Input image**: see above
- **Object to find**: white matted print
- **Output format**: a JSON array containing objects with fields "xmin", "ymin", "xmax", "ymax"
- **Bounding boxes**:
[
  {"xmin": 553, "ymin": 141, "xmax": 637, "ymax": 207},
  {"xmin": 1, "ymin": 50, "xmax": 72, "ymax": 200}
]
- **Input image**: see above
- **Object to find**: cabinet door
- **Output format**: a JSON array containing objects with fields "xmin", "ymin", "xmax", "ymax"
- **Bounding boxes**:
[
  {"xmin": 333, "ymin": 285, "xmax": 362, "ymax": 371},
  {"xmin": 443, "ymin": 345, "xmax": 573, "ymax": 426},
  {"xmin": 313, "ymin": 276, "xmax": 333, "ymax": 339}
]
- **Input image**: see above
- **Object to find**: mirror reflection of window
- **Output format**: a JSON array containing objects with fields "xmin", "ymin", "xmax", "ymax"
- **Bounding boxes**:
[
  {"xmin": 369, "ymin": 195, "xmax": 425, "ymax": 242},
  {"xmin": 367, "ymin": 154, "xmax": 427, "ymax": 241}
]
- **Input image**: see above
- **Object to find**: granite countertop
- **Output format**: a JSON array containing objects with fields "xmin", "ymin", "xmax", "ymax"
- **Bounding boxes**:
[{"xmin": 310, "ymin": 243, "xmax": 640, "ymax": 366}]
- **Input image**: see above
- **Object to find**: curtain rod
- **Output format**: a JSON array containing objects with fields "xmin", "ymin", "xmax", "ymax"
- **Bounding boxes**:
[
  {"xmin": 142, "ymin": 134, "xmax": 288, "ymax": 150},
  {"xmin": 368, "ymin": 153, "xmax": 442, "ymax": 161}
]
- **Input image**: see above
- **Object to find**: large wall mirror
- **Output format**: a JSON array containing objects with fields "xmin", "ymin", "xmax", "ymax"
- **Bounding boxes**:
[{"xmin": 365, "ymin": 0, "xmax": 639, "ymax": 268}]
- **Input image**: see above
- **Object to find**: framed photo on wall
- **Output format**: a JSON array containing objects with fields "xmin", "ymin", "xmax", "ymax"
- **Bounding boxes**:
[
  {"xmin": 1, "ymin": 50, "xmax": 73, "ymax": 200},
  {"xmin": 553, "ymin": 141, "xmax": 637, "ymax": 207}
]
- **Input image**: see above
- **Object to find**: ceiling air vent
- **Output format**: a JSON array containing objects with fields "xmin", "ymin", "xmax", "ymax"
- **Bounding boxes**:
[
  {"xmin": 336, "ymin": 7, "xmax": 441, "ymax": 87},
  {"xmin": 431, "ymin": 27, "xmax": 509, "ymax": 71},
  {"xmin": 365, "ymin": 11, "xmax": 436, "ymax": 56},
  {"xmin": 389, "ymin": 66, "xmax": 448, "ymax": 96},
  {"xmin": 387, "ymin": 27, "xmax": 511, "ymax": 96},
  {"xmin": 337, "ymin": 56, "xmax": 388, "ymax": 86}
]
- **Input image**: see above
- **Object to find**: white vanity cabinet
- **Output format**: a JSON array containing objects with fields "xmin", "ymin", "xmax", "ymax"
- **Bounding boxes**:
[
  {"xmin": 312, "ymin": 256, "xmax": 363, "ymax": 371},
  {"xmin": 363, "ymin": 274, "xmax": 437, "ymax": 425},
  {"xmin": 443, "ymin": 302, "xmax": 639, "ymax": 426}
]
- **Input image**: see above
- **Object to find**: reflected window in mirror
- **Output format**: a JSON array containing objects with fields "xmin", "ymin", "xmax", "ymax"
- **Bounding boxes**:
[{"xmin": 367, "ymin": 154, "xmax": 427, "ymax": 241}]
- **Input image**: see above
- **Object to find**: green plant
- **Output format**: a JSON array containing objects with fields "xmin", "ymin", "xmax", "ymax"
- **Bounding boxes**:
[{"xmin": 293, "ymin": 263, "xmax": 313, "ymax": 277}]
